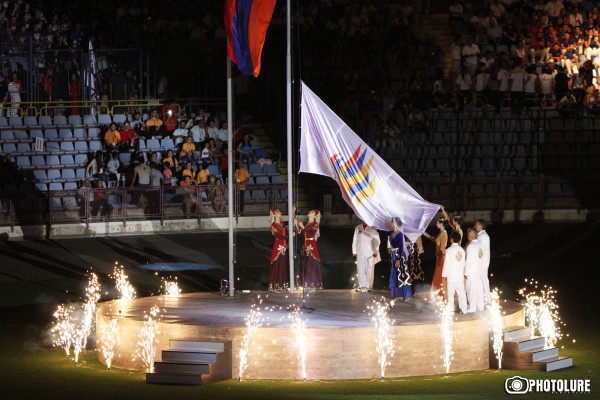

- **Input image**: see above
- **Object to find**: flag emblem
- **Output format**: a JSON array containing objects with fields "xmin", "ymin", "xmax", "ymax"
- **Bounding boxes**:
[{"xmin": 331, "ymin": 145, "xmax": 376, "ymax": 204}]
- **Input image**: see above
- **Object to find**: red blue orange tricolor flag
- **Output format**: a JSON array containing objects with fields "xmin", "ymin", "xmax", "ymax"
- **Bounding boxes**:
[{"xmin": 224, "ymin": 0, "xmax": 276, "ymax": 77}]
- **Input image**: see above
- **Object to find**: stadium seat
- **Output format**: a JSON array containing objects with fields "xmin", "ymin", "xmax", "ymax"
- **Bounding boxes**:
[
  {"xmin": 3, "ymin": 142, "xmax": 17, "ymax": 153},
  {"xmin": 146, "ymin": 139, "xmax": 160, "ymax": 150},
  {"xmin": 160, "ymin": 138, "xmax": 175, "ymax": 150},
  {"xmin": 244, "ymin": 190, "xmax": 254, "ymax": 203},
  {"xmin": 255, "ymin": 176, "xmax": 270, "ymax": 185},
  {"xmin": 30, "ymin": 129, "xmax": 43, "ymax": 139},
  {"xmin": 61, "ymin": 155, "xmax": 76, "ymax": 166},
  {"xmin": 60, "ymin": 141, "xmax": 76, "ymax": 153},
  {"xmin": 47, "ymin": 170, "xmax": 63, "ymax": 181},
  {"xmin": 68, "ymin": 115, "xmax": 83, "ymax": 126},
  {"xmin": 8, "ymin": 116, "xmax": 23, "ymax": 127},
  {"xmin": 53, "ymin": 115, "xmax": 68, "ymax": 126},
  {"xmin": 1, "ymin": 130, "xmax": 15, "ymax": 141},
  {"xmin": 44, "ymin": 129, "xmax": 59, "ymax": 139},
  {"xmin": 248, "ymin": 163, "xmax": 265, "ymax": 176},
  {"xmin": 89, "ymin": 140, "xmax": 103, "ymax": 152},
  {"xmin": 32, "ymin": 155, "xmax": 47, "ymax": 167},
  {"xmin": 83, "ymin": 115, "xmax": 97, "ymax": 126},
  {"xmin": 74, "ymin": 141, "xmax": 88, "ymax": 152},
  {"xmin": 112, "ymin": 114, "xmax": 126, "ymax": 124},
  {"xmin": 46, "ymin": 155, "xmax": 60, "ymax": 167},
  {"xmin": 0, "ymin": 116, "xmax": 8, "ymax": 126},
  {"xmin": 119, "ymin": 152, "xmax": 131, "ymax": 164},
  {"xmin": 75, "ymin": 154, "xmax": 88, "ymax": 165},
  {"xmin": 33, "ymin": 169, "xmax": 48, "ymax": 181},
  {"xmin": 16, "ymin": 156, "xmax": 31, "ymax": 167},
  {"xmin": 208, "ymin": 164, "xmax": 220, "ymax": 176},
  {"xmin": 88, "ymin": 127, "xmax": 101, "ymax": 138},
  {"xmin": 271, "ymin": 175, "xmax": 285, "ymax": 184},
  {"xmin": 252, "ymin": 189, "xmax": 267, "ymax": 202},
  {"xmin": 39, "ymin": 116, "xmax": 53, "ymax": 126},
  {"xmin": 17, "ymin": 142, "xmax": 32, "ymax": 154},
  {"xmin": 263, "ymin": 163, "xmax": 279, "ymax": 175},
  {"xmin": 73, "ymin": 128, "xmax": 86, "ymax": 139},
  {"xmin": 24, "ymin": 116, "xmax": 38, "ymax": 127},
  {"xmin": 98, "ymin": 114, "xmax": 112, "ymax": 125},
  {"xmin": 62, "ymin": 169, "xmax": 77, "ymax": 181},
  {"xmin": 35, "ymin": 183, "xmax": 48, "ymax": 192},
  {"xmin": 14, "ymin": 130, "xmax": 28, "ymax": 140},
  {"xmin": 59, "ymin": 129, "xmax": 74, "ymax": 139}
]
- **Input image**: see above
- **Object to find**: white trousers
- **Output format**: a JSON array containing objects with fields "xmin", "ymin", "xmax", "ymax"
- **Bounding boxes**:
[
  {"xmin": 481, "ymin": 262, "xmax": 490, "ymax": 303},
  {"xmin": 356, "ymin": 254, "xmax": 373, "ymax": 289},
  {"xmin": 447, "ymin": 279, "xmax": 467, "ymax": 314},
  {"xmin": 466, "ymin": 275, "xmax": 484, "ymax": 312}
]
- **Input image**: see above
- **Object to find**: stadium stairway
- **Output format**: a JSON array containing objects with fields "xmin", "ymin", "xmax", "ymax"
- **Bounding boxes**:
[{"xmin": 490, "ymin": 326, "xmax": 573, "ymax": 372}]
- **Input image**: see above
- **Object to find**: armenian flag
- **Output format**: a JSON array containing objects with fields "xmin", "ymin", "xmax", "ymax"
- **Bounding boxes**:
[{"xmin": 224, "ymin": 0, "xmax": 276, "ymax": 77}]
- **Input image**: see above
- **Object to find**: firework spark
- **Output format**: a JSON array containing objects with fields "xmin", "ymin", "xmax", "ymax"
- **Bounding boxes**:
[
  {"xmin": 81, "ymin": 272, "xmax": 101, "ymax": 349},
  {"xmin": 435, "ymin": 294, "xmax": 454, "ymax": 374},
  {"xmin": 111, "ymin": 264, "xmax": 136, "ymax": 301},
  {"xmin": 98, "ymin": 318, "xmax": 120, "ymax": 369},
  {"xmin": 133, "ymin": 306, "xmax": 161, "ymax": 373},
  {"xmin": 238, "ymin": 303, "xmax": 263, "ymax": 381},
  {"xmin": 51, "ymin": 304, "xmax": 76, "ymax": 357},
  {"xmin": 520, "ymin": 279, "xmax": 563, "ymax": 349},
  {"xmin": 288, "ymin": 308, "xmax": 308, "ymax": 381},
  {"xmin": 488, "ymin": 288, "xmax": 504, "ymax": 369},
  {"xmin": 367, "ymin": 298, "xmax": 395, "ymax": 380},
  {"xmin": 162, "ymin": 278, "xmax": 181, "ymax": 297}
]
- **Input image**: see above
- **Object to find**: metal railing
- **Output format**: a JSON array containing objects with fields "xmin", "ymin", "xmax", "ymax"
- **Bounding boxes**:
[{"xmin": 0, "ymin": 183, "xmax": 288, "ymax": 229}]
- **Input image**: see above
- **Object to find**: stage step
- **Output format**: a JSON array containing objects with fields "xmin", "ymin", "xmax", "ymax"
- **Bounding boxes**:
[
  {"xmin": 162, "ymin": 350, "xmax": 218, "ymax": 364},
  {"xmin": 503, "ymin": 326, "xmax": 531, "ymax": 342},
  {"xmin": 146, "ymin": 338, "xmax": 231, "ymax": 385},
  {"xmin": 169, "ymin": 339, "xmax": 224, "ymax": 353},
  {"xmin": 516, "ymin": 337, "xmax": 545, "ymax": 352},
  {"xmin": 146, "ymin": 372, "xmax": 202, "ymax": 385},
  {"xmin": 545, "ymin": 356, "xmax": 573, "ymax": 372},
  {"xmin": 491, "ymin": 325, "xmax": 573, "ymax": 372},
  {"xmin": 154, "ymin": 361, "xmax": 210, "ymax": 375}
]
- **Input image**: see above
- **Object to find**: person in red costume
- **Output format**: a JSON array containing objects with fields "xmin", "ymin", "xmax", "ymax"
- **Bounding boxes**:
[
  {"xmin": 296, "ymin": 209, "xmax": 323, "ymax": 292},
  {"xmin": 269, "ymin": 208, "xmax": 290, "ymax": 292}
]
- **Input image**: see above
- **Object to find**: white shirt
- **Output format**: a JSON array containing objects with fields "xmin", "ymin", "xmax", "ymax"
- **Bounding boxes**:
[
  {"xmin": 465, "ymin": 239, "xmax": 483, "ymax": 279},
  {"xmin": 462, "ymin": 44, "xmax": 480, "ymax": 65},
  {"xmin": 352, "ymin": 224, "xmax": 380, "ymax": 256},
  {"xmin": 207, "ymin": 126, "xmax": 219, "ymax": 139},
  {"xmin": 216, "ymin": 128, "xmax": 228, "ymax": 141},
  {"xmin": 497, "ymin": 69, "xmax": 510, "ymax": 91},
  {"xmin": 477, "ymin": 230, "xmax": 491, "ymax": 268},
  {"xmin": 442, "ymin": 243, "xmax": 466, "ymax": 282},
  {"xmin": 475, "ymin": 72, "xmax": 490, "ymax": 91},
  {"xmin": 539, "ymin": 73, "xmax": 553, "ymax": 95},
  {"xmin": 190, "ymin": 125, "xmax": 206, "ymax": 142},
  {"xmin": 456, "ymin": 74, "xmax": 472, "ymax": 90},
  {"xmin": 524, "ymin": 73, "xmax": 538, "ymax": 94},
  {"xmin": 172, "ymin": 128, "xmax": 188, "ymax": 146},
  {"xmin": 510, "ymin": 67, "xmax": 527, "ymax": 92}
]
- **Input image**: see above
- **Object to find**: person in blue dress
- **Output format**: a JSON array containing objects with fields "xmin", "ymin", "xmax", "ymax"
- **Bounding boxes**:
[{"xmin": 387, "ymin": 218, "xmax": 413, "ymax": 301}]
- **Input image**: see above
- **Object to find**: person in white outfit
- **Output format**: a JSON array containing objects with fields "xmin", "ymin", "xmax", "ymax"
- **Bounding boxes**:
[
  {"xmin": 464, "ymin": 230, "xmax": 484, "ymax": 313},
  {"xmin": 442, "ymin": 232, "xmax": 468, "ymax": 314},
  {"xmin": 475, "ymin": 219, "xmax": 491, "ymax": 304},
  {"xmin": 352, "ymin": 222, "xmax": 380, "ymax": 292}
]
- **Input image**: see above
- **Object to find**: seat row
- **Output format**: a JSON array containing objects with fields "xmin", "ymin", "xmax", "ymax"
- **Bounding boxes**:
[{"xmin": 0, "ymin": 114, "xmax": 133, "ymax": 129}]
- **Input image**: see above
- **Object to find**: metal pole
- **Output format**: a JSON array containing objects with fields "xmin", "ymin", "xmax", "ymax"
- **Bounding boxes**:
[
  {"xmin": 286, "ymin": 0, "xmax": 295, "ymax": 294},
  {"xmin": 227, "ymin": 53, "xmax": 235, "ymax": 297}
]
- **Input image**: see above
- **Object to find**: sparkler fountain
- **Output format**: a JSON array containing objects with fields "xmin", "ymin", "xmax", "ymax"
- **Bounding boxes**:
[
  {"xmin": 288, "ymin": 308, "xmax": 308, "ymax": 381},
  {"xmin": 81, "ymin": 272, "xmax": 101, "ymax": 349},
  {"xmin": 520, "ymin": 279, "xmax": 563, "ymax": 349},
  {"xmin": 133, "ymin": 306, "xmax": 161, "ymax": 373},
  {"xmin": 435, "ymin": 294, "xmax": 454, "ymax": 375},
  {"xmin": 238, "ymin": 302, "xmax": 264, "ymax": 381},
  {"xmin": 161, "ymin": 277, "xmax": 181, "ymax": 297},
  {"xmin": 51, "ymin": 304, "xmax": 76, "ymax": 357},
  {"xmin": 98, "ymin": 317, "xmax": 120, "ymax": 370},
  {"xmin": 488, "ymin": 288, "xmax": 504, "ymax": 370},
  {"xmin": 111, "ymin": 264, "xmax": 136, "ymax": 301},
  {"xmin": 367, "ymin": 298, "xmax": 395, "ymax": 380}
]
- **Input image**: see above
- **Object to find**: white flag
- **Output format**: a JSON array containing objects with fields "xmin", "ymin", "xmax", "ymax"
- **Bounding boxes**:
[{"xmin": 300, "ymin": 82, "xmax": 440, "ymax": 242}]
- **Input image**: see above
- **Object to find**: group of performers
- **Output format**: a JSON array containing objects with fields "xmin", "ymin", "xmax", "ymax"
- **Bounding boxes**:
[
  {"xmin": 268, "ymin": 207, "xmax": 323, "ymax": 292},
  {"xmin": 267, "ymin": 207, "xmax": 491, "ymax": 314}
]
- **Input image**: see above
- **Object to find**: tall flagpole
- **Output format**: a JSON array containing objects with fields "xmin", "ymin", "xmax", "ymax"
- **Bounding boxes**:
[
  {"xmin": 227, "ymin": 51, "xmax": 235, "ymax": 297},
  {"xmin": 286, "ymin": 0, "xmax": 295, "ymax": 294}
]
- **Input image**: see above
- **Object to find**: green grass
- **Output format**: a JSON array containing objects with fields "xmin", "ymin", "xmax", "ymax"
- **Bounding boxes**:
[{"xmin": 0, "ymin": 318, "xmax": 597, "ymax": 400}]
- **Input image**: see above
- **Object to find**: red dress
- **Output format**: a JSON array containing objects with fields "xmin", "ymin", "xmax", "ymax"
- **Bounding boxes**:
[
  {"xmin": 269, "ymin": 221, "xmax": 289, "ymax": 291},
  {"xmin": 300, "ymin": 222, "xmax": 323, "ymax": 289}
]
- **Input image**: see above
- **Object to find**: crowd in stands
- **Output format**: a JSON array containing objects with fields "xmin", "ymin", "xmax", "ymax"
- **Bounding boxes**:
[{"xmin": 448, "ymin": 0, "xmax": 600, "ymax": 116}]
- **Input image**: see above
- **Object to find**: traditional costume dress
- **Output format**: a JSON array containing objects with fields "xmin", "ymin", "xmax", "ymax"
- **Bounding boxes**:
[
  {"xmin": 388, "ymin": 231, "xmax": 413, "ymax": 299},
  {"xmin": 426, "ymin": 227, "xmax": 447, "ymax": 296},
  {"xmin": 300, "ymin": 219, "xmax": 323, "ymax": 290},
  {"xmin": 269, "ymin": 218, "xmax": 289, "ymax": 292},
  {"xmin": 407, "ymin": 236, "xmax": 425, "ymax": 282}
]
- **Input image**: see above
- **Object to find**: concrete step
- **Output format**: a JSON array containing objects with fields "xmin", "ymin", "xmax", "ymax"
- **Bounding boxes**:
[
  {"xmin": 169, "ymin": 339, "xmax": 224, "ymax": 353},
  {"xmin": 146, "ymin": 372, "xmax": 202, "ymax": 385},
  {"xmin": 154, "ymin": 361, "xmax": 210, "ymax": 375},
  {"xmin": 504, "ymin": 326, "xmax": 531, "ymax": 342},
  {"xmin": 531, "ymin": 347, "xmax": 559, "ymax": 363},
  {"xmin": 516, "ymin": 337, "xmax": 545, "ymax": 352},
  {"xmin": 545, "ymin": 356, "xmax": 573, "ymax": 372},
  {"xmin": 161, "ymin": 350, "xmax": 218, "ymax": 364}
]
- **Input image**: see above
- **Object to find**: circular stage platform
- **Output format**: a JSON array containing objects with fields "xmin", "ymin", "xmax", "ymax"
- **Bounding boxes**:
[{"xmin": 96, "ymin": 290, "xmax": 524, "ymax": 380}]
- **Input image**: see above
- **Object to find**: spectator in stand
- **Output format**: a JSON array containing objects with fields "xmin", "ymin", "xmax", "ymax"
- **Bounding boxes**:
[
  {"xmin": 106, "ymin": 152, "xmax": 121, "ymax": 186},
  {"xmin": 449, "ymin": 0, "xmax": 464, "ymax": 33},
  {"xmin": 486, "ymin": 17, "xmax": 503, "ymax": 45},
  {"xmin": 163, "ymin": 149, "xmax": 180, "ymax": 177},
  {"xmin": 196, "ymin": 162, "xmax": 210, "ymax": 185},
  {"xmin": 450, "ymin": 36, "xmax": 463, "ymax": 80},
  {"xmin": 524, "ymin": 65, "xmax": 539, "ymax": 107},
  {"xmin": 104, "ymin": 123, "xmax": 121, "ymax": 152},
  {"xmin": 462, "ymin": 36, "xmax": 481, "ymax": 77},
  {"xmin": 179, "ymin": 175, "xmax": 196, "ymax": 218},
  {"xmin": 130, "ymin": 112, "xmax": 146, "ymax": 137},
  {"xmin": 148, "ymin": 164, "xmax": 163, "ymax": 215},
  {"xmin": 544, "ymin": 0, "xmax": 565, "ymax": 22},
  {"xmin": 130, "ymin": 155, "xmax": 152, "ymax": 206},
  {"xmin": 456, "ymin": 66, "xmax": 473, "ymax": 111},
  {"xmin": 512, "ymin": 41, "xmax": 528, "ymax": 65},
  {"xmin": 558, "ymin": 89, "xmax": 578, "ymax": 117},
  {"xmin": 236, "ymin": 133, "xmax": 255, "ymax": 163},
  {"xmin": 0, "ymin": 73, "xmax": 8, "ymax": 117},
  {"xmin": 119, "ymin": 121, "xmax": 139, "ymax": 152},
  {"xmin": 489, "ymin": 0, "xmax": 506, "ymax": 21},
  {"xmin": 180, "ymin": 136, "xmax": 196, "ymax": 163},
  {"xmin": 474, "ymin": 63, "xmax": 490, "ymax": 107},
  {"xmin": 145, "ymin": 109, "xmax": 164, "ymax": 138},
  {"xmin": 555, "ymin": 66, "xmax": 570, "ymax": 102},
  {"xmin": 206, "ymin": 118, "xmax": 219, "ymax": 139},
  {"xmin": 199, "ymin": 141, "xmax": 212, "ymax": 164},
  {"xmin": 509, "ymin": 59, "xmax": 527, "ymax": 114},
  {"xmin": 529, "ymin": 31, "xmax": 549, "ymax": 64},
  {"xmin": 7, "ymin": 72, "xmax": 21, "ymax": 117},
  {"xmin": 163, "ymin": 160, "xmax": 174, "ymax": 185},
  {"xmin": 181, "ymin": 161, "xmax": 195, "ymax": 180},
  {"xmin": 86, "ymin": 150, "xmax": 107, "ymax": 183},
  {"xmin": 216, "ymin": 120, "xmax": 228, "ymax": 145},
  {"xmin": 191, "ymin": 118, "xmax": 208, "ymax": 146},
  {"xmin": 234, "ymin": 160, "xmax": 250, "ymax": 214},
  {"xmin": 172, "ymin": 119, "xmax": 189, "ymax": 148}
]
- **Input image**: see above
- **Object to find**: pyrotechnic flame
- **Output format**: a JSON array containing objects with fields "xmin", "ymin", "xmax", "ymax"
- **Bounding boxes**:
[
  {"xmin": 488, "ymin": 288, "xmax": 504, "ymax": 369},
  {"xmin": 367, "ymin": 298, "xmax": 395, "ymax": 380},
  {"xmin": 111, "ymin": 264, "xmax": 136, "ymax": 301},
  {"xmin": 434, "ymin": 293, "xmax": 454, "ymax": 374},
  {"xmin": 288, "ymin": 308, "xmax": 308, "ymax": 381},
  {"xmin": 162, "ymin": 278, "xmax": 181, "ymax": 297},
  {"xmin": 520, "ymin": 279, "xmax": 563, "ymax": 349},
  {"xmin": 238, "ymin": 303, "xmax": 263, "ymax": 381},
  {"xmin": 133, "ymin": 306, "xmax": 161, "ymax": 373},
  {"xmin": 51, "ymin": 304, "xmax": 76, "ymax": 357},
  {"xmin": 81, "ymin": 272, "xmax": 101, "ymax": 349},
  {"xmin": 98, "ymin": 318, "xmax": 120, "ymax": 370}
]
